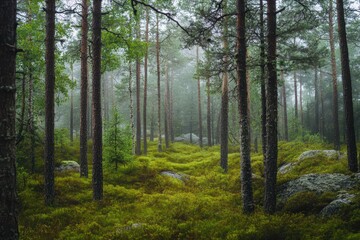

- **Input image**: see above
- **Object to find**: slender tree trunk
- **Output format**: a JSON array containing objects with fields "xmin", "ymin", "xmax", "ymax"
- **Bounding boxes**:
[
  {"xmin": 264, "ymin": 0, "xmax": 278, "ymax": 214},
  {"xmin": 17, "ymin": 74, "xmax": 26, "ymax": 144},
  {"xmin": 329, "ymin": 0, "xmax": 340, "ymax": 150},
  {"xmin": 135, "ymin": 18, "xmax": 141, "ymax": 155},
  {"xmin": 156, "ymin": 14, "xmax": 162, "ymax": 152},
  {"xmin": 129, "ymin": 64, "xmax": 135, "ymax": 154},
  {"xmin": 150, "ymin": 105, "xmax": 154, "ymax": 141},
  {"xmin": 164, "ymin": 63, "xmax": 170, "ymax": 149},
  {"xmin": 80, "ymin": 0, "xmax": 88, "ymax": 178},
  {"xmin": 320, "ymin": 70, "xmax": 325, "ymax": 138},
  {"xmin": 282, "ymin": 70, "xmax": 288, "ymax": 141},
  {"xmin": 300, "ymin": 75, "xmax": 304, "ymax": 128},
  {"xmin": 259, "ymin": 0, "xmax": 267, "ymax": 157},
  {"xmin": 29, "ymin": 71, "xmax": 35, "ymax": 173},
  {"xmin": 143, "ymin": 9, "xmax": 149, "ymax": 154},
  {"xmin": 314, "ymin": 66, "xmax": 319, "ymax": 134},
  {"xmin": 44, "ymin": 0, "xmax": 56, "ymax": 206},
  {"xmin": 237, "ymin": 0, "xmax": 254, "ymax": 214},
  {"xmin": 0, "ymin": 0, "xmax": 19, "ymax": 237},
  {"xmin": 206, "ymin": 65, "xmax": 212, "ymax": 146},
  {"xmin": 336, "ymin": 0, "xmax": 358, "ymax": 172},
  {"xmin": 70, "ymin": 64, "xmax": 74, "ymax": 142},
  {"xmin": 196, "ymin": 46, "xmax": 203, "ymax": 147},
  {"xmin": 220, "ymin": 0, "xmax": 229, "ymax": 171},
  {"xmin": 92, "ymin": 0, "xmax": 103, "ymax": 200},
  {"xmin": 170, "ymin": 68, "xmax": 175, "ymax": 142}
]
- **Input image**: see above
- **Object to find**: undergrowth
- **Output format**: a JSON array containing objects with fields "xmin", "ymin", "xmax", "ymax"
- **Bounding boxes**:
[{"xmin": 18, "ymin": 141, "xmax": 360, "ymax": 239}]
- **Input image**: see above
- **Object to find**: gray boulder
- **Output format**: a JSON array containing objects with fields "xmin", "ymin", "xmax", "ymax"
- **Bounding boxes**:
[
  {"xmin": 278, "ymin": 150, "xmax": 342, "ymax": 174},
  {"xmin": 278, "ymin": 173, "xmax": 359, "ymax": 202},
  {"xmin": 160, "ymin": 171, "xmax": 189, "ymax": 182},
  {"xmin": 298, "ymin": 150, "xmax": 342, "ymax": 161},
  {"xmin": 55, "ymin": 160, "xmax": 80, "ymax": 172},
  {"xmin": 320, "ymin": 192, "xmax": 355, "ymax": 217}
]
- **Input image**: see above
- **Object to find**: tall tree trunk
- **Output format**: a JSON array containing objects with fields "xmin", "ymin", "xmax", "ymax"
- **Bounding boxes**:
[
  {"xmin": 329, "ymin": 0, "xmax": 340, "ymax": 150},
  {"xmin": 259, "ymin": 0, "xmax": 267, "ymax": 157},
  {"xmin": 237, "ymin": 0, "xmax": 254, "ymax": 214},
  {"xmin": 44, "ymin": 0, "xmax": 56, "ymax": 206},
  {"xmin": 170, "ymin": 68, "xmax": 175, "ymax": 142},
  {"xmin": 17, "ymin": 73, "xmax": 26, "ymax": 144},
  {"xmin": 164, "ymin": 62, "xmax": 170, "ymax": 149},
  {"xmin": 206, "ymin": 63, "xmax": 212, "ymax": 146},
  {"xmin": 80, "ymin": 0, "xmax": 89, "ymax": 178},
  {"xmin": 282, "ymin": 70, "xmax": 288, "ymax": 141},
  {"xmin": 264, "ymin": 0, "xmax": 278, "ymax": 214},
  {"xmin": 196, "ymin": 46, "xmax": 203, "ymax": 147},
  {"xmin": 150, "ymin": 105, "xmax": 154, "ymax": 141},
  {"xmin": 135, "ymin": 19, "xmax": 141, "ymax": 155},
  {"xmin": 220, "ymin": 0, "xmax": 229, "ymax": 171},
  {"xmin": 156, "ymin": 14, "xmax": 162, "ymax": 152},
  {"xmin": 29, "ymin": 72, "xmax": 36, "ymax": 173},
  {"xmin": 300, "ymin": 75, "xmax": 304, "ymax": 128},
  {"xmin": 320, "ymin": 70, "xmax": 325, "ymax": 138},
  {"xmin": 70, "ymin": 64, "xmax": 74, "ymax": 142},
  {"xmin": 314, "ymin": 66, "xmax": 319, "ymax": 134},
  {"xmin": 92, "ymin": 0, "xmax": 103, "ymax": 200},
  {"xmin": 143, "ymin": 9, "xmax": 149, "ymax": 154},
  {"xmin": 336, "ymin": 0, "xmax": 358, "ymax": 172},
  {"xmin": 129, "ymin": 64, "xmax": 135, "ymax": 154},
  {"xmin": 0, "ymin": 0, "xmax": 19, "ymax": 237}
]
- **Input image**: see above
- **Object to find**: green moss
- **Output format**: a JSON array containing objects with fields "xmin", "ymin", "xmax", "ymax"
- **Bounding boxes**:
[{"xmin": 18, "ymin": 141, "xmax": 360, "ymax": 239}]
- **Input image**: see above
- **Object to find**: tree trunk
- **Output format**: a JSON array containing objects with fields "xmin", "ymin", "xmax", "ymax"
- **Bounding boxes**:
[
  {"xmin": 135, "ymin": 19, "xmax": 141, "ymax": 155},
  {"xmin": 80, "ymin": 0, "xmax": 89, "ymax": 178},
  {"xmin": 329, "ymin": 0, "xmax": 340, "ymax": 150},
  {"xmin": 44, "ymin": 0, "xmax": 56, "ymax": 206},
  {"xmin": 206, "ymin": 64, "xmax": 212, "ymax": 146},
  {"xmin": 336, "ymin": 0, "xmax": 358, "ymax": 172},
  {"xmin": 29, "ymin": 72, "xmax": 36, "ymax": 173},
  {"xmin": 237, "ymin": 0, "xmax": 254, "ymax": 214},
  {"xmin": 320, "ymin": 70, "xmax": 325, "ymax": 138},
  {"xmin": 282, "ymin": 70, "xmax": 288, "ymax": 141},
  {"xmin": 129, "ymin": 64, "xmax": 135, "ymax": 154},
  {"xmin": 300, "ymin": 75, "xmax": 304, "ymax": 129},
  {"xmin": 220, "ymin": 0, "xmax": 229, "ymax": 171},
  {"xmin": 170, "ymin": 68, "xmax": 175, "ymax": 142},
  {"xmin": 17, "ymin": 73, "xmax": 26, "ymax": 144},
  {"xmin": 150, "ymin": 105, "xmax": 154, "ymax": 141},
  {"xmin": 314, "ymin": 66, "xmax": 319, "ymax": 134},
  {"xmin": 70, "ymin": 64, "xmax": 74, "ymax": 142},
  {"xmin": 0, "ymin": 0, "xmax": 19, "ymax": 237},
  {"xmin": 164, "ymin": 62, "xmax": 170, "ymax": 149},
  {"xmin": 92, "ymin": 0, "xmax": 103, "ymax": 200},
  {"xmin": 196, "ymin": 46, "xmax": 203, "ymax": 147},
  {"xmin": 156, "ymin": 14, "xmax": 162, "ymax": 152},
  {"xmin": 259, "ymin": 0, "xmax": 267, "ymax": 157},
  {"xmin": 264, "ymin": 0, "xmax": 278, "ymax": 214},
  {"xmin": 143, "ymin": 9, "xmax": 149, "ymax": 154}
]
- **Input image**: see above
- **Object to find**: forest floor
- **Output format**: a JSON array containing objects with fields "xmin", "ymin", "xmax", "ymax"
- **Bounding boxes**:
[{"xmin": 18, "ymin": 141, "xmax": 360, "ymax": 239}]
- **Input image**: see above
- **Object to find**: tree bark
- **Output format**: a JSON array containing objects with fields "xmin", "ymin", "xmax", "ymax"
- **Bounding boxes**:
[
  {"xmin": 156, "ymin": 14, "xmax": 162, "ymax": 152},
  {"xmin": 220, "ymin": 0, "xmax": 229, "ymax": 171},
  {"xmin": 70, "ymin": 64, "xmax": 74, "ymax": 142},
  {"xmin": 92, "ymin": 0, "xmax": 103, "ymax": 200},
  {"xmin": 129, "ymin": 64, "xmax": 135, "ymax": 154},
  {"xmin": 336, "ymin": 0, "xmax": 358, "ymax": 172},
  {"xmin": 143, "ymin": 9, "xmax": 149, "ymax": 154},
  {"xmin": 282, "ymin": 70, "xmax": 288, "ymax": 141},
  {"xmin": 0, "ymin": 0, "xmax": 19, "ymax": 237},
  {"xmin": 314, "ymin": 66, "xmax": 319, "ymax": 134},
  {"xmin": 264, "ymin": 0, "xmax": 278, "ymax": 214},
  {"xmin": 206, "ymin": 62, "xmax": 212, "ymax": 147},
  {"xmin": 259, "ymin": 0, "xmax": 267, "ymax": 157},
  {"xmin": 196, "ymin": 46, "xmax": 203, "ymax": 147},
  {"xmin": 80, "ymin": 0, "xmax": 89, "ymax": 178},
  {"xmin": 164, "ymin": 62, "xmax": 170, "ymax": 149},
  {"xmin": 44, "ymin": 0, "xmax": 56, "ymax": 206},
  {"xmin": 237, "ymin": 0, "xmax": 254, "ymax": 214},
  {"xmin": 329, "ymin": 0, "xmax": 340, "ymax": 150},
  {"xmin": 135, "ymin": 18, "xmax": 141, "ymax": 155}
]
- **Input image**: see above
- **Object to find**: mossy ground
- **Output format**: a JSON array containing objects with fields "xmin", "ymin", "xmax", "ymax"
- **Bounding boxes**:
[{"xmin": 18, "ymin": 141, "xmax": 360, "ymax": 239}]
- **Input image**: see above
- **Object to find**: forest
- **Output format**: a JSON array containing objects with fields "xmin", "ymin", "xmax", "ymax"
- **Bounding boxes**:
[{"xmin": 1, "ymin": 0, "xmax": 360, "ymax": 239}]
